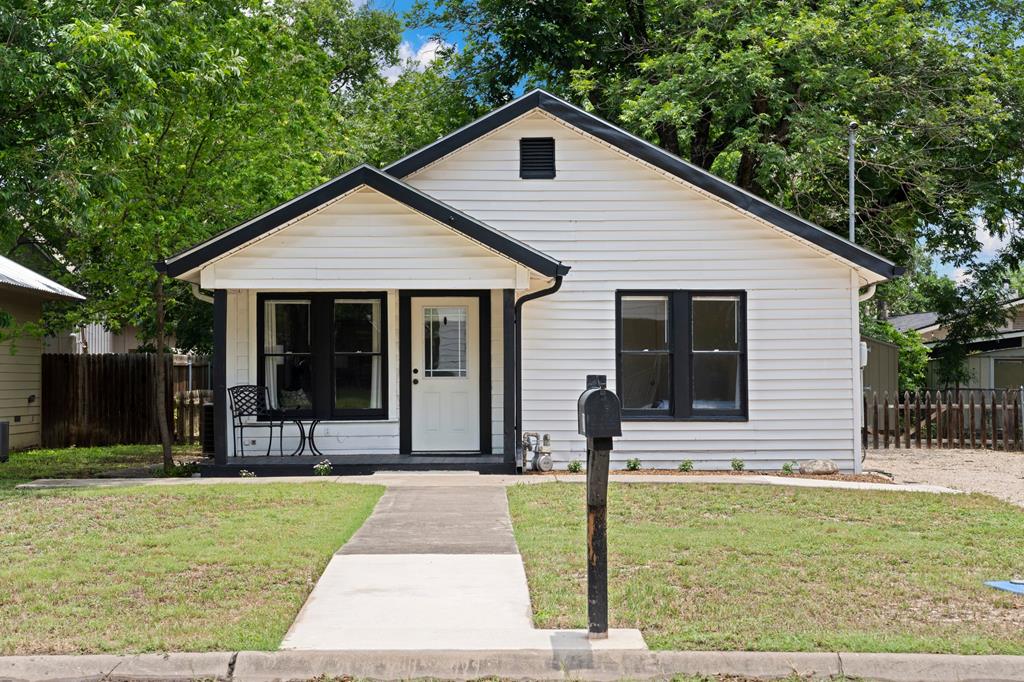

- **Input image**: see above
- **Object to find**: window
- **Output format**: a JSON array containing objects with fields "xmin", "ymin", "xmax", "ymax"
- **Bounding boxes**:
[
  {"xmin": 520, "ymin": 137, "xmax": 556, "ymax": 179},
  {"xmin": 616, "ymin": 291, "xmax": 747, "ymax": 420},
  {"xmin": 258, "ymin": 293, "xmax": 387, "ymax": 419},
  {"xmin": 994, "ymin": 359, "xmax": 1024, "ymax": 391}
]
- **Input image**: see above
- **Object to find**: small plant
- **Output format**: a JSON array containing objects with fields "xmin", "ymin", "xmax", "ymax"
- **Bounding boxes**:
[
  {"xmin": 313, "ymin": 459, "xmax": 333, "ymax": 476},
  {"xmin": 678, "ymin": 459, "xmax": 694, "ymax": 472},
  {"xmin": 238, "ymin": 469, "xmax": 256, "ymax": 478},
  {"xmin": 625, "ymin": 457, "xmax": 642, "ymax": 471},
  {"xmin": 781, "ymin": 461, "xmax": 796, "ymax": 475},
  {"xmin": 567, "ymin": 459, "xmax": 583, "ymax": 473},
  {"xmin": 160, "ymin": 461, "xmax": 199, "ymax": 478},
  {"xmin": 730, "ymin": 458, "xmax": 745, "ymax": 472}
]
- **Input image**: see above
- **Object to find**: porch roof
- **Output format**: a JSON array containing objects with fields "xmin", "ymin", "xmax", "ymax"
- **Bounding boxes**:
[{"xmin": 158, "ymin": 164, "xmax": 569, "ymax": 281}]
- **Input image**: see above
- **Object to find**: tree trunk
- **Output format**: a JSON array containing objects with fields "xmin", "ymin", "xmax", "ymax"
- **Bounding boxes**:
[{"xmin": 154, "ymin": 273, "xmax": 173, "ymax": 472}]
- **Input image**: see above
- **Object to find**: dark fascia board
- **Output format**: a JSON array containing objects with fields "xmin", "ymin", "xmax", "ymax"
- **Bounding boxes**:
[
  {"xmin": 159, "ymin": 164, "xmax": 569, "ymax": 279},
  {"xmin": 385, "ymin": 90, "xmax": 903, "ymax": 280}
]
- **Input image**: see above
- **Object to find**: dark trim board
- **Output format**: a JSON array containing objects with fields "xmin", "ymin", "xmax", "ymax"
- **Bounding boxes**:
[
  {"xmin": 398, "ymin": 290, "xmax": 492, "ymax": 455},
  {"xmin": 212, "ymin": 290, "xmax": 228, "ymax": 465},
  {"xmin": 199, "ymin": 454, "xmax": 514, "ymax": 477},
  {"xmin": 385, "ymin": 90, "xmax": 901, "ymax": 280},
  {"xmin": 159, "ymin": 165, "xmax": 568, "ymax": 279}
]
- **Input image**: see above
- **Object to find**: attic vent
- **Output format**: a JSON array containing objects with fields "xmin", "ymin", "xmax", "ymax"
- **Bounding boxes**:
[{"xmin": 519, "ymin": 137, "xmax": 556, "ymax": 179}]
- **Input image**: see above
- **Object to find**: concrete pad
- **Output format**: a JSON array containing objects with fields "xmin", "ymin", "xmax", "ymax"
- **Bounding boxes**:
[
  {"xmin": 339, "ymin": 486, "xmax": 517, "ymax": 554},
  {"xmin": 0, "ymin": 652, "xmax": 232, "ymax": 681},
  {"xmin": 280, "ymin": 553, "xmax": 645, "ymax": 651}
]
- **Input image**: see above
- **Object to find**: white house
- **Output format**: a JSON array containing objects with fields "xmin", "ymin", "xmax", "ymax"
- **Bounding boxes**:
[{"xmin": 159, "ymin": 90, "xmax": 901, "ymax": 474}]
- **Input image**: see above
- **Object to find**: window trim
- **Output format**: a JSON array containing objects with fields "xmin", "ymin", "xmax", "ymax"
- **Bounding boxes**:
[
  {"xmin": 256, "ymin": 291, "xmax": 388, "ymax": 421},
  {"xmin": 615, "ymin": 290, "xmax": 748, "ymax": 421}
]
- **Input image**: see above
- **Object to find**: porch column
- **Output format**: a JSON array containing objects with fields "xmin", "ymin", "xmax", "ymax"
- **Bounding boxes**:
[
  {"xmin": 212, "ymin": 289, "xmax": 228, "ymax": 465},
  {"xmin": 502, "ymin": 289, "xmax": 516, "ymax": 464}
]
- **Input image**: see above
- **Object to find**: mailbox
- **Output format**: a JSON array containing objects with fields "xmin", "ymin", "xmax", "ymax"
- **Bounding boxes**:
[{"xmin": 576, "ymin": 375, "xmax": 621, "ymax": 640}]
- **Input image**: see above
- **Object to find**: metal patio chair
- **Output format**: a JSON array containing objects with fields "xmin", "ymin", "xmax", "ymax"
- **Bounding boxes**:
[{"xmin": 227, "ymin": 385, "xmax": 305, "ymax": 457}]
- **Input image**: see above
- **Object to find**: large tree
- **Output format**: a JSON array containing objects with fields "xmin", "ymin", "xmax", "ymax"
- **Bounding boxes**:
[{"xmin": 3, "ymin": 0, "xmax": 401, "ymax": 469}]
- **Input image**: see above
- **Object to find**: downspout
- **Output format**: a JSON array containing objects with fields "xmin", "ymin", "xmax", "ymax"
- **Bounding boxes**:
[
  {"xmin": 513, "ymin": 275, "xmax": 563, "ymax": 471},
  {"xmin": 191, "ymin": 283, "xmax": 215, "ymax": 305},
  {"xmin": 858, "ymin": 283, "xmax": 877, "ymax": 303}
]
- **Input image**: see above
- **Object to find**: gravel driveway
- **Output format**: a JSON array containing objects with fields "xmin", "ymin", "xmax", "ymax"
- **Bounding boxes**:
[{"xmin": 864, "ymin": 448, "xmax": 1024, "ymax": 507}]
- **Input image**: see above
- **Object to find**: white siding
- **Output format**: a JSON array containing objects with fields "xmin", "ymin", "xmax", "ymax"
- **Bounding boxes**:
[
  {"xmin": 204, "ymin": 187, "xmax": 521, "ymax": 290},
  {"xmin": 0, "ymin": 293, "xmax": 43, "ymax": 449},
  {"xmin": 407, "ymin": 112, "xmax": 858, "ymax": 470}
]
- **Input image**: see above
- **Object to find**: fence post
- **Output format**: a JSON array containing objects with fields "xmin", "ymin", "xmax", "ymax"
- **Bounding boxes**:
[
  {"xmin": 872, "ymin": 392, "xmax": 879, "ymax": 450},
  {"xmin": 925, "ymin": 391, "xmax": 932, "ymax": 449},
  {"xmin": 883, "ymin": 392, "xmax": 890, "ymax": 449},
  {"xmin": 914, "ymin": 391, "xmax": 921, "ymax": 449},
  {"xmin": 991, "ymin": 392, "xmax": 999, "ymax": 450},
  {"xmin": 903, "ymin": 391, "xmax": 911, "ymax": 448},
  {"xmin": 969, "ymin": 391, "xmax": 976, "ymax": 449}
]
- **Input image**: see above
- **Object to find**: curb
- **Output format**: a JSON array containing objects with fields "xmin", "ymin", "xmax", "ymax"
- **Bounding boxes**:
[{"xmin": 3, "ymin": 650, "xmax": 1024, "ymax": 682}]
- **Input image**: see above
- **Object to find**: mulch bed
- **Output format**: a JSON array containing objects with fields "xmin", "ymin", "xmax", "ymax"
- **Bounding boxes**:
[{"xmin": 528, "ymin": 469, "xmax": 894, "ymax": 484}]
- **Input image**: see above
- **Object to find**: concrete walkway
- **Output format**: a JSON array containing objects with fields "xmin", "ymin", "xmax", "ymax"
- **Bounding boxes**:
[
  {"xmin": 17, "ymin": 470, "xmax": 958, "ymax": 494},
  {"xmin": 279, "ymin": 483, "xmax": 645, "ymax": 651}
]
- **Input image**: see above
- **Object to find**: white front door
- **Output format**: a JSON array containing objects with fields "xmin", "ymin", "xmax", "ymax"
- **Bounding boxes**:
[{"xmin": 411, "ymin": 297, "xmax": 480, "ymax": 452}]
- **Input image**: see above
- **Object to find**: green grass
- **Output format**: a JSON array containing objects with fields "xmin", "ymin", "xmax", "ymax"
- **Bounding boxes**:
[
  {"xmin": 508, "ymin": 482, "xmax": 1024, "ymax": 654},
  {"xmin": 0, "ymin": 481, "xmax": 382, "ymax": 654},
  {"xmin": 0, "ymin": 444, "xmax": 187, "ymax": 491}
]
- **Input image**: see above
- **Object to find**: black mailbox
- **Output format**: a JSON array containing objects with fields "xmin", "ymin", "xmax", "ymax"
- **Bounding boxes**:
[{"xmin": 576, "ymin": 375, "xmax": 621, "ymax": 640}]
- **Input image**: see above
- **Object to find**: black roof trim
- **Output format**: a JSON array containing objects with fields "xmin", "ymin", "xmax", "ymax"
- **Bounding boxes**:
[
  {"xmin": 160, "ymin": 164, "xmax": 569, "ymax": 279},
  {"xmin": 385, "ymin": 90, "xmax": 902, "ymax": 280}
]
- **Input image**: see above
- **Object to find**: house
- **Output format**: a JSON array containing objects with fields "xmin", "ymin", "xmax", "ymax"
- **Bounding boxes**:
[
  {"xmin": 0, "ymin": 256, "xmax": 84, "ymax": 449},
  {"xmin": 890, "ymin": 297, "xmax": 1024, "ymax": 390},
  {"xmin": 159, "ymin": 90, "xmax": 901, "ymax": 473}
]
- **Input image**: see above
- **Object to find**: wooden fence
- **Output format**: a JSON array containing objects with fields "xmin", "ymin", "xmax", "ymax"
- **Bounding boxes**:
[
  {"xmin": 173, "ymin": 390, "xmax": 212, "ymax": 445},
  {"xmin": 42, "ymin": 354, "xmax": 214, "ymax": 448},
  {"xmin": 863, "ymin": 388, "xmax": 1023, "ymax": 450}
]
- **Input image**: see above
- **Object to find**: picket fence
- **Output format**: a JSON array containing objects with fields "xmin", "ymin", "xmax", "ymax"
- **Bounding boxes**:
[{"xmin": 863, "ymin": 388, "xmax": 1023, "ymax": 450}]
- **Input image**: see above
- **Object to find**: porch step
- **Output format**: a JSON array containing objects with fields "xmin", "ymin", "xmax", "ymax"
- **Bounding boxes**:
[{"xmin": 198, "ymin": 454, "xmax": 512, "ymax": 477}]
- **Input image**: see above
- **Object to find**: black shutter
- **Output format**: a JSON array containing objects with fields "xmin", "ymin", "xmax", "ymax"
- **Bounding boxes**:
[{"xmin": 519, "ymin": 137, "xmax": 556, "ymax": 179}]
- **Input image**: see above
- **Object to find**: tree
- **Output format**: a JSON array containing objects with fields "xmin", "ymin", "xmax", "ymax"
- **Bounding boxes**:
[
  {"xmin": 416, "ymin": 0, "xmax": 1024, "ymax": 348},
  {"xmin": 32, "ymin": 0, "xmax": 401, "ymax": 471}
]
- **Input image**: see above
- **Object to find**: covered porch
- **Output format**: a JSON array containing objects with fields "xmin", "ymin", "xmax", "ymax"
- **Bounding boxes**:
[{"xmin": 158, "ymin": 165, "xmax": 569, "ymax": 474}]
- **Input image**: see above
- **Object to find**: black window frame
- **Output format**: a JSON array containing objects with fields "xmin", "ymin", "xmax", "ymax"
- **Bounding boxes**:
[
  {"xmin": 615, "ymin": 290, "xmax": 748, "ymax": 421},
  {"xmin": 257, "ymin": 292, "xmax": 388, "ymax": 421}
]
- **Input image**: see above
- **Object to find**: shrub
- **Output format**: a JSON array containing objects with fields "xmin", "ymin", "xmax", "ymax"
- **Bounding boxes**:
[
  {"xmin": 730, "ymin": 458, "xmax": 745, "ymax": 471},
  {"xmin": 678, "ymin": 459, "xmax": 694, "ymax": 472},
  {"xmin": 160, "ymin": 461, "xmax": 199, "ymax": 478},
  {"xmin": 567, "ymin": 459, "xmax": 583, "ymax": 473},
  {"xmin": 238, "ymin": 469, "xmax": 256, "ymax": 478},
  {"xmin": 625, "ymin": 457, "xmax": 641, "ymax": 471},
  {"xmin": 313, "ymin": 459, "xmax": 333, "ymax": 476},
  {"xmin": 781, "ymin": 461, "xmax": 796, "ymax": 475}
]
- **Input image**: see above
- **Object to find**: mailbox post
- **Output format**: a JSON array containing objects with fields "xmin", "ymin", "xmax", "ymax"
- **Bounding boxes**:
[{"xmin": 577, "ymin": 375, "xmax": 622, "ymax": 639}]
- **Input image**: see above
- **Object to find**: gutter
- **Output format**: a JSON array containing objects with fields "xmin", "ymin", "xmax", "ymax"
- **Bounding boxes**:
[{"xmin": 513, "ymin": 275, "xmax": 564, "ymax": 472}]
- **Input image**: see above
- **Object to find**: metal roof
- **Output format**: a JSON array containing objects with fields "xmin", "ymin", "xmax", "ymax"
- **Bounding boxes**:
[
  {"xmin": 887, "ymin": 311, "xmax": 939, "ymax": 332},
  {"xmin": 0, "ymin": 255, "xmax": 84, "ymax": 301}
]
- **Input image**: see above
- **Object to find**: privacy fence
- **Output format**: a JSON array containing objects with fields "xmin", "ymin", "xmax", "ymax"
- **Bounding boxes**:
[
  {"xmin": 42, "ymin": 353, "xmax": 212, "ymax": 448},
  {"xmin": 863, "ymin": 388, "xmax": 1024, "ymax": 451}
]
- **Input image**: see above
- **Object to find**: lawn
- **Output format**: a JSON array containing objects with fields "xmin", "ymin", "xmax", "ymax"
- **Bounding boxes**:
[
  {"xmin": 0, "ymin": 444, "xmax": 186, "ymax": 491},
  {"xmin": 508, "ymin": 482, "xmax": 1024, "ymax": 654},
  {"xmin": 0, "ymin": 478, "xmax": 382, "ymax": 653}
]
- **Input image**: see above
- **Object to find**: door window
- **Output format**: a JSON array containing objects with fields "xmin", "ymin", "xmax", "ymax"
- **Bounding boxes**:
[{"xmin": 423, "ymin": 306, "xmax": 467, "ymax": 377}]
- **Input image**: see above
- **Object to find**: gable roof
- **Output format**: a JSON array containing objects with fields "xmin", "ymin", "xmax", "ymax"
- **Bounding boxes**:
[
  {"xmin": 386, "ymin": 89, "xmax": 902, "ymax": 281},
  {"xmin": 159, "ymin": 164, "xmax": 570, "ymax": 279},
  {"xmin": 888, "ymin": 311, "xmax": 940, "ymax": 332},
  {"xmin": 0, "ymin": 255, "xmax": 83, "ymax": 302}
]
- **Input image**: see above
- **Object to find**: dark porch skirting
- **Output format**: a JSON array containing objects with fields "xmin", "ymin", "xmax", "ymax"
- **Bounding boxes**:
[{"xmin": 198, "ymin": 454, "xmax": 513, "ymax": 477}]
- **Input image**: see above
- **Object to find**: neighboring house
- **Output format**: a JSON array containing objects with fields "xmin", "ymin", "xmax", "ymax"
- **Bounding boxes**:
[
  {"xmin": 45, "ymin": 323, "xmax": 142, "ymax": 354},
  {"xmin": 890, "ymin": 297, "xmax": 1024, "ymax": 390},
  {"xmin": 159, "ymin": 90, "xmax": 901, "ymax": 473},
  {"xmin": 0, "ymin": 256, "xmax": 84, "ymax": 449}
]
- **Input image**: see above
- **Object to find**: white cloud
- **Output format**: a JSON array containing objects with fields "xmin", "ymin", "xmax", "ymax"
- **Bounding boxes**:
[
  {"xmin": 381, "ymin": 38, "xmax": 449, "ymax": 83},
  {"xmin": 952, "ymin": 266, "xmax": 972, "ymax": 285}
]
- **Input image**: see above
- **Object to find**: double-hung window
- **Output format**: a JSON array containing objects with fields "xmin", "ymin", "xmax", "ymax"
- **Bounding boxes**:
[
  {"xmin": 259, "ymin": 293, "xmax": 387, "ymax": 420},
  {"xmin": 616, "ymin": 291, "xmax": 747, "ymax": 420}
]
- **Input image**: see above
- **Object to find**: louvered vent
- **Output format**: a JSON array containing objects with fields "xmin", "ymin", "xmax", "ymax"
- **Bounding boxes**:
[{"xmin": 519, "ymin": 137, "xmax": 556, "ymax": 179}]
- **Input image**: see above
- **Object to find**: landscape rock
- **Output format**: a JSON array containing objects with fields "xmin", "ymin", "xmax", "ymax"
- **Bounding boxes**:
[{"xmin": 799, "ymin": 459, "xmax": 839, "ymax": 475}]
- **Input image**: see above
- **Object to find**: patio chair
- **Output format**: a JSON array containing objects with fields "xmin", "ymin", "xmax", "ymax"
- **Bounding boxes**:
[{"xmin": 227, "ymin": 385, "xmax": 305, "ymax": 457}]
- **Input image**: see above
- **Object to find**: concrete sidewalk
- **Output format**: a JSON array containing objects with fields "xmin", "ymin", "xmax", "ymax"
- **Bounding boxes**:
[
  {"xmin": 17, "ymin": 470, "xmax": 957, "ymax": 494},
  {"xmin": 4, "ymin": 650, "xmax": 1024, "ymax": 682},
  {"xmin": 279, "ymin": 485, "xmax": 644, "ymax": 651}
]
